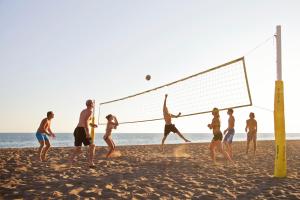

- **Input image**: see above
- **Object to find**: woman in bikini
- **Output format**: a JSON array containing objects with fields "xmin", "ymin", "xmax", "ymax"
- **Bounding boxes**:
[
  {"xmin": 103, "ymin": 114, "xmax": 119, "ymax": 158},
  {"xmin": 208, "ymin": 108, "xmax": 234, "ymax": 164}
]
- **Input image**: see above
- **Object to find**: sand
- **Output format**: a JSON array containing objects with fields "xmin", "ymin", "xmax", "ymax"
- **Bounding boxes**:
[{"xmin": 0, "ymin": 140, "xmax": 299, "ymax": 199}]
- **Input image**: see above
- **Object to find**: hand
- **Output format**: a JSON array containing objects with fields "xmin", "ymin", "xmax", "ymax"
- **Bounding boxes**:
[
  {"xmin": 51, "ymin": 133, "xmax": 56, "ymax": 138},
  {"xmin": 89, "ymin": 123, "xmax": 98, "ymax": 128},
  {"xmin": 165, "ymin": 94, "xmax": 168, "ymax": 98},
  {"xmin": 86, "ymin": 133, "xmax": 91, "ymax": 138},
  {"xmin": 178, "ymin": 112, "xmax": 181, "ymax": 116},
  {"xmin": 208, "ymin": 124, "xmax": 211, "ymax": 129}
]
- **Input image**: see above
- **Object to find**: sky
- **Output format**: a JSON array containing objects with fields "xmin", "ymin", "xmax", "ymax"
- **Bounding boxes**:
[{"xmin": 0, "ymin": 0, "xmax": 300, "ymax": 134}]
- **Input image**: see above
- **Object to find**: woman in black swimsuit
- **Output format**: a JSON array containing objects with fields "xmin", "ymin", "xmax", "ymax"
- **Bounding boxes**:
[{"xmin": 208, "ymin": 108, "xmax": 234, "ymax": 164}]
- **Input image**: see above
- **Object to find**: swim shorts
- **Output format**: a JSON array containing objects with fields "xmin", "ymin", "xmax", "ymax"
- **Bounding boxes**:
[
  {"xmin": 164, "ymin": 124, "xmax": 179, "ymax": 137},
  {"xmin": 36, "ymin": 132, "xmax": 49, "ymax": 142},
  {"xmin": 212, "ymin": 131, "xmax": 223, "ymax": 141},
  {"xmin": 74, "ymin": 127, "xmax": 92, "ymax": 146},
  {"xmin": 224, "ymin": 128, "xmax": 235, "ymax": 144}
]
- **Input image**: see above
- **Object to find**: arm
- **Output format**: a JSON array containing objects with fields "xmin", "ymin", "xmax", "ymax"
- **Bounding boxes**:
[
  {"xmin": 245, "ymin": 120, "xmax": 248, "ymax": 132},
  {"xmin": 208, "ymin": 119, "xmax": 213, "ymax": 129},
  {"xmin": 171, "ymin": 112, "xmax": 181, "ymax": 118},
  {"xmin": 113, "ymin": 116, "xmax": 119, "ymax": 129},
  {"xmin": 223, "ymin": 128, "xmax": 228, "ymax": 135},
  {"xmin": 255, "ymin": 120, "xmax": 257, "ymax": 133},
  {"xmin": 208, "ymin": 124, "xmax": 212, "ymax": 129},
  {"xmin": 47, "ymin": 126, "xmax": 56, "ymax": 137},
  {"xmin": 41, "ymin": 119, "xmax": 51, "ymax": 136},
  {"xmin": 163, "ymin": 94, "xmax": 168, "ymax": 113}
]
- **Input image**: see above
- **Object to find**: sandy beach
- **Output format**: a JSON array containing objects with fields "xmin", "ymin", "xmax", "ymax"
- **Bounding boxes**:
[{"xmin": 0, "ymin": 140, "xmax": 299, "ymax": 199}]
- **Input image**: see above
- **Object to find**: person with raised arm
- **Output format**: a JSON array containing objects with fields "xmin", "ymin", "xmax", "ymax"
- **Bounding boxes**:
[{"xmin": 161, "ymin": 94, "xmax": 190, "ymax": 151}]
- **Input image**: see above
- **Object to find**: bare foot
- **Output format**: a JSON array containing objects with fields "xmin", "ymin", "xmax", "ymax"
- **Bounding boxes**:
[
  {"xmin": 41, "ymin": 154, "xmax": 48, "ymax": 162},
  {"xmin": 38, "ymin": 156, "xmax": 43, "ymax": 162}
]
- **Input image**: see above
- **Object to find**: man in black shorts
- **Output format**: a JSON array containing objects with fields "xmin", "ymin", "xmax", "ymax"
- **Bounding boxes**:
[
  {"xmin": 69, "ymin": 100, "xmax": 97, "ymax": 168},
  {"xmin": 161, "ymin": 94, "xmax": 190, "ymax": 151}
]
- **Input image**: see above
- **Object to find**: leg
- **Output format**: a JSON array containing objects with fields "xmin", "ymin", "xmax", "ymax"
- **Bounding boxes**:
[
  {"xmin": 223, "ymin": 141, "xmax": 229, "ymax": 154},
  {"xmin": 246, "ymin": 135, "xmax": 251, "ymax": 155},
  {"xmin": 41, "ymin": 139, "xmax": 51, "ymax": 161},
  {"xmin": 88, "ymin": 144, "xmax": 96, "ymax": 166},
  {"xmin": 175, "ymin": 130, "xmax": 190, "ymax": 142},
  {"xmin": 105, "ymin": 138, "xmax": 114, "ymax": 158},
  {"xmin": 253, "ymin": 138, "xmax": 257, "ymax": 155},
  {"xmin": 228, "ymin": 143, "xmax": 233, "ymax": 159},
  {"xmin": 37, "ymin": 141, "xmax": 45, "ymax": 161},
  {"xmin": 69, "ymin": 146, "xmax": 82, "ymax": 164},
  {"xmin": 161, "ymin": 135, "xmax": 168, "ymax": 152},
  {"xmin": 111, "ymin": 140, "xmax": 116, "ymax": 151},
  {"xmin": 209, "ymin": 141, "xmax": 217, "ymax": 164},
  {"xmin": 217, "ymin": 141, "xmax": 234, "ymax": 163}
]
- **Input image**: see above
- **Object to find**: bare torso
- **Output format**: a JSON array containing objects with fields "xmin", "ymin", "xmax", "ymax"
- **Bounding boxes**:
[
  {"xmin": 212, "ymin": 117, "xmax": 221, "ymax": 134},
  {"xmin": 228, "ymin": 116, "xmax": 235, "ymax": 129},
  {"xmin": 77, "ymin": 109, "xmax": 92, "ymax": 128},
  {"xmin": 37, "ymin": 118, "xmax": 50, "ymax": 133},
  {"xmin": 163, "ymin": 111, "xmax": 172, "ymax": 125},
  {"xmin": 246, "ymin": 119, "xmax": 257, "ymax": 133},
  {"xmin": 104, "ymin": 122, "xmax": 115, "ymax": 138}
]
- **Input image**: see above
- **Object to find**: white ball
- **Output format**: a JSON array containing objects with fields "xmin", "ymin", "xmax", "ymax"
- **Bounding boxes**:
[{"xmin": 145, "ymin": 75, "xmax": 151, "ymax": 81}]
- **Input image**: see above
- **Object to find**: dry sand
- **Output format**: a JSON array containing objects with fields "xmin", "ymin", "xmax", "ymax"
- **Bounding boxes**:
[{"xmin": 0, "ymin": 140, "xmax": 299, "ymax": 199}]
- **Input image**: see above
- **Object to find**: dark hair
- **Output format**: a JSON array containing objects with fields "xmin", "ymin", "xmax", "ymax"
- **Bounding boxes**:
[
  {"xmin": 228, "ymin": 108, "xmax": 233, "ymax": 114},
  {"xmin": 106, "ymin": 114, "xmax": 112, "ymax": 120},
  {"xmin": 47, "ymin": 111, "xmax": 53, "ymax": 117}
]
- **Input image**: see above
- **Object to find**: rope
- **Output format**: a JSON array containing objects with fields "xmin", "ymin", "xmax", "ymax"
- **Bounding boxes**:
[
  {"xmin": 244, "ymin": 35, "xmax": 275, "ymax": 56},
  {"xmin": 253, "ymin": 105, "xmax": 273, "ymax": 113}
]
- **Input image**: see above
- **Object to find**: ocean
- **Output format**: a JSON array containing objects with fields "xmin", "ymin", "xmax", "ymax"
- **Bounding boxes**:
[{"xmin": 0, "ymin": 132, "xmax": 300, "ymax": 148}]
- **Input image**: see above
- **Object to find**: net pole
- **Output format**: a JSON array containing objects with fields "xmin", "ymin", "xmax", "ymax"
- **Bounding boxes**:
[
  {"xmin": 91, "ymin": 100, "xmax": 96, "ymax": 143},
  {"xmin": 274, "ymin": 25, "xmax": 286, "ymax": 177}
]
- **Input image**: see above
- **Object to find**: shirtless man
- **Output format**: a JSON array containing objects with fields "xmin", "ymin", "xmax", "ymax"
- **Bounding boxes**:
[
  {"xmin": 245, "ymin": 112, "xmax": 257, "ymax": 155},
  {"xmin": 161, "ymin": 94, "xmax": 190, "ymax": 151},
  {"xmin": 69, "ymin": 100, "xmax": 97, "ymax": 168},
  {"xmin": 223, "ymin": 108, "xmax": 235, "ymax": 158},
  {"xmin": 36, "ymin": 111, "xmax": 56, "ymax": 161}
]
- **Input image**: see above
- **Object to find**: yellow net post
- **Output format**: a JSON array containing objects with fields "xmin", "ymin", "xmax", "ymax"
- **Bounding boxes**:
[
  {"xmin": 274, "ymin": 81, "xmax": 286, "ymax": 177},
  {"xmin": 91, "ymin": 100, "xmax": 96, "ymax": 143},
  {"xmin": 274, "ymin": 25, "xmax": 286, "ymax": 177}
]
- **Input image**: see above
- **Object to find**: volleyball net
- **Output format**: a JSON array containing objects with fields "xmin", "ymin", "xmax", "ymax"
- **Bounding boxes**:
[{"xmin": 98, "ymin": 57, "xmax": 252, "ymax": 125}]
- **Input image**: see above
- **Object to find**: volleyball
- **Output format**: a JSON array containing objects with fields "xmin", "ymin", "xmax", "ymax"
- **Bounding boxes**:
[{"xmin": 145, "ymin": 74, "xmax": 151, "ymax": 81}]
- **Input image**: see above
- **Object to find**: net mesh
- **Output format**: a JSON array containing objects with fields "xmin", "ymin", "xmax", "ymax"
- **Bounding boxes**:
[{"xmin": 98, "ymin": 57, "xmax": 252, "ymax": 125}]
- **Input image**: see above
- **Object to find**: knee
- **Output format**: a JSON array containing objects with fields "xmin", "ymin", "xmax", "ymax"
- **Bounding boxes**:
[
  {"xmin": 39, "ymin": 143, "xmax": 45, "ymax": 148},
  {"xmin": 89, "ymin": 144, "xmax": 95, "ymax": 150},
  {"xmin": 45, "ymin": 143, "xmax": 51, "ymax": 148},
  {"xmin": 75, "ymin": 148, "xmax": 82, "ymax": 154}
]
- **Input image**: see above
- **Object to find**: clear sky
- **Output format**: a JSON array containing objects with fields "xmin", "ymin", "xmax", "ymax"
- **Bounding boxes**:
[{"xmin": 0, "ymin": 0, "xmax": 300, "ymax": 134}]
